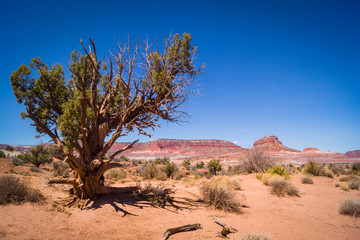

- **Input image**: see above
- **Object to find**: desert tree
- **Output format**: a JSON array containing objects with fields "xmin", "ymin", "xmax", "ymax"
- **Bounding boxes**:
[
  {"xmin": 10, "ymin": 33, "xmax": 201, "ymax": 205},
  {"xmin": 207, "ymin": 159, "xmax": 222, "ymax": 175}
]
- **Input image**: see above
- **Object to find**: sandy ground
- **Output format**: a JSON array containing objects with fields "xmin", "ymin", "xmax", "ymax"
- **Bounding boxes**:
[{"xmin": 0, "ymin": 160, "xmax": 359, "ymax": 240}]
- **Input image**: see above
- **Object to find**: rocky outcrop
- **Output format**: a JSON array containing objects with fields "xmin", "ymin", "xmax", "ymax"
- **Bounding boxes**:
[
  {"xmin": 302, "ymin": 147, "xmax": 320, "ymax": 152},
  {"xmin": 345, "ymin": 150, "xmax": 360, "ymax": 158},
  {"xmin": 253, "ymin": 135, "xmax": 299, "ymax": 152}
]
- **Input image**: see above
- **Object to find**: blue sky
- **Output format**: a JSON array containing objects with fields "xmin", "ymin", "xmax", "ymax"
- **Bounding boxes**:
[{"xmin": 0, "ymin": 0, "xmax": 359, "ymax": 153}]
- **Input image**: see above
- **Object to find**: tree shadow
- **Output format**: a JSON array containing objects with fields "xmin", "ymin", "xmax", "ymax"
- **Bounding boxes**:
[{"xmin": 85, "ymin": 190, "xmax": 200, "ymax": 218}]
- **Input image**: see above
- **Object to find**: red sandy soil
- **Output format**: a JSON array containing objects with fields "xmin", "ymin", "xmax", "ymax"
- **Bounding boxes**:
[{"xmin": 0, "ymin": 161, "xmax": 359, "ymax": 239}]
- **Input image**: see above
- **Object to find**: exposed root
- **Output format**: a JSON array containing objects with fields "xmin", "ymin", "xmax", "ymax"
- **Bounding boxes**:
[
  {"xmin": 162, "ymin": 223, "xmax": 202, "ymax": 240},
  {"xmin": 213, "ymin": 216, "xmax": 238, "ymax": 239},
  {"xmin": 55, "ymin": 196, "xmax": 92, "ymax": 209}
]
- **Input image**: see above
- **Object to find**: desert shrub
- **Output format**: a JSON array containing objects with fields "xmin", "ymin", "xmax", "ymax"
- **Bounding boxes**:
[
  {"xmin": 301, "ymin": 176, "xmax": 314, "ymax": 184},
  {"xmin": 341, "ymin": 185, "xmax": 349, "ymax": 191},
  {"xmin": 52, "ymin": 162, "xmax": 70, "ymax": 178},
  {"xmin": 334, "ymin": 183, "xmax": 341, "ymax": 188},
  {"xmin": 211, "ymin": 175, "xmax": 242, "ymax": 191},
  {"xmin": 133, "ymin": 182, "xmax": 174, "ymax": 207},
  {"xmin": 30, "ymin": 166, "xmax": 41, "ymax": 172},
  {"xmin": 0, "ymin": 175, "xmax": 45, "ymax": 205},
  {"xmin": 5, "ymin": 145, "xmax": 15, "ymax": 152},
  {"xmin": 318, "ymin": 167, "xmax": 334, "ymax": 178},
  {"xmin": 0, "ymin": 150, "xmax": 6, "ymax": 158},
  {"xmin": 181, "ymin": 159, "xmax": 191, "ymax": 170},
  {"xmin": 181, "ymin": 174, "xmax": 203, "ymax": 187},
  {"xmin": 242, "ymin": 148, "xmax": 273, "ymax": 173},
  {"xmin": 233, "ymin": 233, "xmax": 275, "ymax": 240},
  {"xmin": 269, "ymin": 178, "xmax": 300, "ymax": 197},
  {"xmin": 11, "ymin": 156, "xmax": 24, "ymax": 166},
  {"xmin": 195, "ymin": 161, "xmax": 205, "ymax": 169},
  {"xmin": 349, "ymin": 181, "xmax": 360, "ymax": 190},
  {"xmin": 339, "ymin": 175, "xmax": 349, "ymax": 182},
  {"xmin": 266, "ymin": 165, "xmax": 290, "ymax": 179},
  {"xmin": 139, "ymin": 164, "xmax": 160, "ymax": 179},
  {"xmin": 339, "ymin": 198, "xmax": 360, "ymax": 217},
  {"xmin": 352, "ymin": 163, "xmax": 360, "ymax": 173},
  {"xmin": 329, "ymin": 164, "xmax": 347, "ymax": 175},
  {"xmin": 173, "ymin": 170, "xmax": 186, "ymax": 180},
  {"xmin": 154, "ymin": 157, "xmax": 170, "ymax": 165},
  {"xmin": 200, "ymin": 181, "xmax": 241, "ymax": 213},
  {"xmin": 161, "ymin": 162, "xmax": 177, "ymax": 178},
  {"xmin": 105, "ymin": 168, "xmax": 127, "ymax": 182},
  {"xmin": 303, "ymin": 161, "xmax": 320, "ymax": 175},
  {"xmin": 27, "ymin": 144, "xmax": 53, "ymax": 167},
  {"xmin": 207, "ymin": 159, "xmax": 222, "ymax": 175}
]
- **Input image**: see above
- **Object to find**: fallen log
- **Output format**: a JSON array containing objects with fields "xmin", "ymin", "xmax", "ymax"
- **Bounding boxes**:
[
  {"xmin": 162, "ymin": 223, "xmax": 202, "ymax": 240},
  {"xmin": 213, "ymin": 216, "xmax": 238, "ymax": 238}
]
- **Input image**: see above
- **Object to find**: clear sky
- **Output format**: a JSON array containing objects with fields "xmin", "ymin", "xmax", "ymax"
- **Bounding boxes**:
[{"xmin": 0, "ymin": 0, "xmax": 359, "ymax": 153}]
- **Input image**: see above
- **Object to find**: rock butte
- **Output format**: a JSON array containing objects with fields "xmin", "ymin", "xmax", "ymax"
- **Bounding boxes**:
[{"xmin": 2, "ymin": 136, "xmax": 359, "ymax": 165}]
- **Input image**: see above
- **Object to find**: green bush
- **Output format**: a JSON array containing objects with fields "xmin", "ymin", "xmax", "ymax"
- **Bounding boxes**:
[
  {"xmin": 303, "ymin": 161, "xmax": 320, "ymax": 175},
  {"xmin": 27, "ymin": 145, "xmax": 53, "ymax": 167},
  {"xmin": 207, "ymin": 159, "xmax": 222, "ymax": 175},
  {"xmin": 339, "ymin": 198, "xmax": 360, "ymax": 217},
  {"xmin": 181, "ymin": 159, "xmax": 191, "ymax": 170},
  {"xmin": 161, "ymin": 162, "xmax": 176, "ymax": 178},
  {"xmin": 301, "ymin": 176, "xmax": 313, "ymax": 184},
  {"xmin": 352, "ymin": 163, "xmax": 360, "ymax": 172},
  {"xmin": 139, "ymin": 164, "xmax": 167, "ymax": 180},
  {"xmin": 195, "ymin": 161, "xmax": 205, "ymax": 169},
  {"xmin": 0, "ymin": 175, "xmax": 45, "ymax": 205},
  {"xmin": 5, "ymin": 145, "xmax": 15, "ymax": 152},
  {"xmin": 154, "ymin": 157, "xmax": 170, "ymax": 165},
  {"xmin": 267, "ymin": 165, "xmax": 290, "ymax": 179},
  {"xmin": 0, "ymin": 150, "xmax": 6, "ymax": 158}
]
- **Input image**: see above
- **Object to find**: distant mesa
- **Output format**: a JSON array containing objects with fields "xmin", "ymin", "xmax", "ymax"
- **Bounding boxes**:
[
  {"xmin": 345, "ymin": 150, "xmax": 360, "ymax": 158},
  {"xmin": 252, "ymin": 135, "xmax": 299, "ymax": 152},
  {"xmin": 302, "ymin": 147, "xmax": 320, "ymax": 152}
]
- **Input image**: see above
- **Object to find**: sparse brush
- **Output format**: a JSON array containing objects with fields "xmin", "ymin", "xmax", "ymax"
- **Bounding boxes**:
[
  {"xmin": 242, "ymin": 148, "xmax": 273, "ymax": 173},
  {"xmin": 232, "ymin": 233, "xmax": 275, "ymax": 240},
  {"xmin": 211, "ymin": 175, "xmax": 242, "ymax": 190},
  {"xmin": 52, "ymin": 162, "xmax": 70, "ymax": 178},
  {"xmin": 105, "ymin": 168, "xmax": 127, "ymax": 182},
  {"xmin": 340, "ymin": 185, "xmax": 349, "ymax": 191},
  {"xmin": 339, "ymin": 175, "xmax": 349, "ymax": 182},
  {"xmin": 348, "ymin": 181, "xmax": 360, "ymax": 190},
  {"xmin": 301, "ymin": 176, "xmax": 313, "ymax": 184},
  {"xmin": 200, "ymin": 181, "xmax": 241, "ymax": 213},
  {"xmin": 30, "ymin": 166, "xmax": 41, "ymax": 172},
  {"xmin": 133, "ymin": 182, "xmax": 174, "ymax": 207},
  {"xmin": 339, "ymin": 198, "xmax": 360, "ymax": 217},
  {"xmin": 11, "ymin": 156, "xmax": 24, "ymax": 166},
  {"xmin": 139, "ymin": 164, "xmax": 167, "ymax": 180},
  {"xmin": 181, "ymin": 174, "xmax": 203, "ymax": 187},
  {"xmin": 261, "ymin": 173, "xmax": 284, "ymax": 186},
  {"xmin": 334, "ymin": 183, "xmax": 341, "ymax": 188},
  {"xmin": 0, "ymin": 175, "xmax": 45, "ymax": 205},
  {"xmin": 269, "ymin": 178, "xmax": 300, "ymax": 197}
]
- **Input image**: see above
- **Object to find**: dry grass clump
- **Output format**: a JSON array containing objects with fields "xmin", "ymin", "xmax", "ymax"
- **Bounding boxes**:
[
  {"xmin": 105, "ymin": 168, "xmax": 127, "ymax": 182},
  {"xmin": 242, "ymin": 147, "xmax": 273, "ymax": 173},
  {"xmin": 133, "ymin": 182, "xmax": 174, "ymax": 207},
  {"xmin": 181, "ymin": 174, "xmax": 204, "ymax": 187},
  {"xmin": 0, "ymin": 175, "xmax": 45, "ymax": 205},
  {"xmin": 211, "ymin": 175, "xmax": 242, "ymax": 190},
  {"xmin": 339, "ymin": 175, "xmax": 349, "ymax": 182},
  {"xmin": 269, "ymin": 178, "xmax": 300, "ymax": 197},
  {"xmin": 53, "ymin": 162, "xmax": 70, "ymax": 178},
  {"xmin": 348, "ymin": 181, "xmax": 360, "ymax": 190},
  {"xmin": 301, "ymin": 176, "xmax": 313, "ymax": 184},
  {"xmin": 200, "ymin": 180, "xmax": 241, "ymax": 213},
  {"xmin": 232, "ymin": 233, "xmax": 275, "ymax": 240},
  {"xmin": 339, "ymin": 197, "xmax": 360, "ymax": 217},
  {"xmin": 138, "ymin": 164, "xmax": 167, "ymax": 180}
]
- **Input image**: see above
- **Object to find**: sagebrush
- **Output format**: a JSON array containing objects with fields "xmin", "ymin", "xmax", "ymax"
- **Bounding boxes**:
[{"xmin": 339, "ymin": 198, "xmax": 360, "ymax": 217}]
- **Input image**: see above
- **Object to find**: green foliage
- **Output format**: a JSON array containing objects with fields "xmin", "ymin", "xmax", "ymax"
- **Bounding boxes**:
[
  {"xmin": 17, "ymin": 152, "xmax": 32, "ymax": 163},
  {"xmin": 303, "ymin": 161, "xmax": 320, "ymax": 175},
  {"xmin": 161, "ymin": 162, "xmax": 176, "ymax": 178},
  {"xmin": 267, "ymin": 165, "xmax": 290, "ymax": 179},
  {"xmin": 139, "ymin": 163, "xmax": 167, "ymax": 180},
  {"xmin": 339, "ymin": 198, "xmax": 360, "ymax": 217},
  {"xmin": 352, "ymin": 163, "xmax": 360, "ymax": 172},
  {"xmin": 207, "ymin": 159, "xmax": 222, "ymax": 175},
  {"xmin": 195, "ymin": 161, "xmax": 205, "ymax": 169},
  {"xmin": 0, "ymin": 175, "xmax": 45, "ymax": 205},
  {"xmin": 27, "ymin": 145, "xmax": 53, "ymax": 167},
  {"xmin": 181, "ymin": 159, "xmax": 191, "ymax": 170},
  {"xmin": 5, "ymin": 145, "xmax": 15, "ymax": 152},
  {"xmin": 154, "ymin": 157, "xmax": 170, "ymax": 165},
  {"xmin": 0, "ymin": 150, "xmax": 6, "ymax": 158}
]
